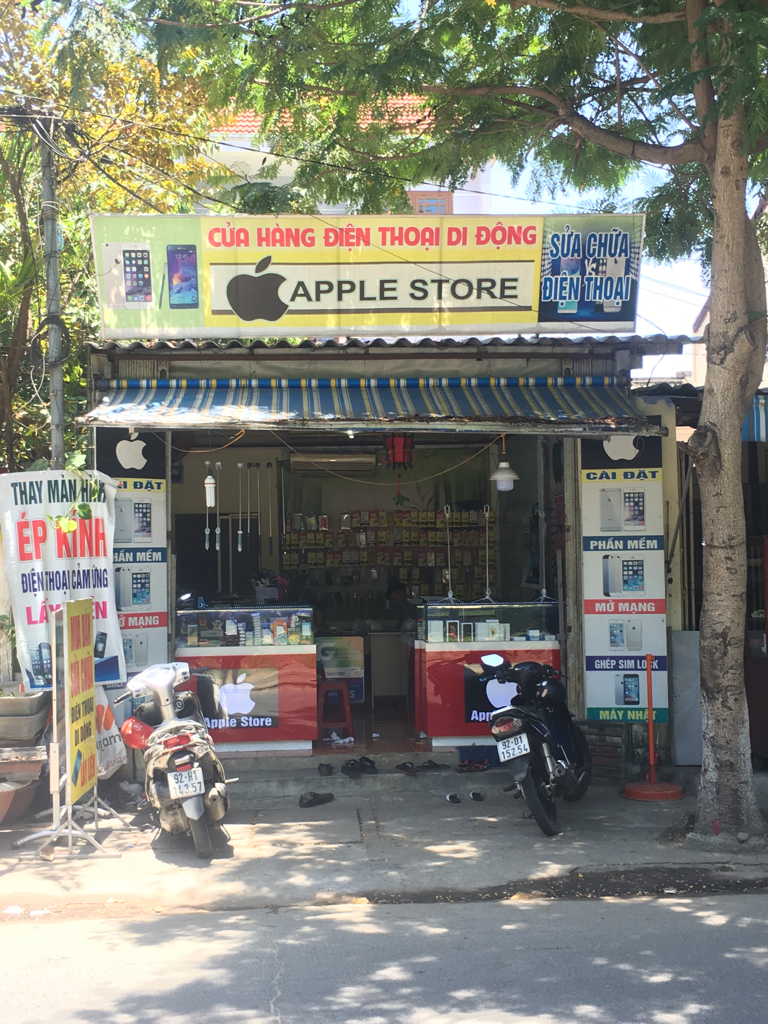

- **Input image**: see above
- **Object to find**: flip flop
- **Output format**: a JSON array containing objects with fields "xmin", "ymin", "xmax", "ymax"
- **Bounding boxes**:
[
  {"xmin": 299, "ymin": 792, "xmax": 335, "ymax": 808},
  {"xmin": 469, "ymin": 791, "xmax": 484, "ymax": 801},
  {"xmin": 414, "ymin": 759, "xmax": 450, "ymax": 772},
  {"xmin": 358, "ymin": 756, "xmax": 377, "ymax": 774},
  {"xmin": 446, "ymin": 793, "xmax": 461, "ymax": 804},
  {"xmin": 340, "ymin": 759, "xmax": 361, "ymax": 779},
  {"xmin": 395, "ymin": 761, "xmax": 417, "ymax": 775},
  {"xmin": 455, "ymin": 761, "xmax": 472, "ymax": 773}
]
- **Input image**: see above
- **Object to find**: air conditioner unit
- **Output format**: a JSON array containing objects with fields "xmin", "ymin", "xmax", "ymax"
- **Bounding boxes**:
[{"xmin": 289, "ymin": 453, "xmax": 378, "ymax": 474}]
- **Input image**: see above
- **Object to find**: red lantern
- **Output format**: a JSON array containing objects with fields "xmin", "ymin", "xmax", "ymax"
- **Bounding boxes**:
[{"xmin": 384, "ymin": 434, "xmax": 414, "ymax": 470}]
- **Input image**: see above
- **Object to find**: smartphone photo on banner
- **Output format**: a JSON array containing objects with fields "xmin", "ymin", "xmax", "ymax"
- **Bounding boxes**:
[
  {"xmin": 122, "ymin": 245, "xmax": 153, "ymax": 307},
  {"xmin": 167, "ymin": 244, "xmax": 199, "ymax": 309}
]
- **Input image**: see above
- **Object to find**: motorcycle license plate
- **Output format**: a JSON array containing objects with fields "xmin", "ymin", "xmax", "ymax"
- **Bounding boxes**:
[
  {"xmin": 168, "ymin": 767, "xmax": 204, "ymax": 800},
  {"xmin": 497, "ymin": 733, "xmax": 531, "ymax": 762}
]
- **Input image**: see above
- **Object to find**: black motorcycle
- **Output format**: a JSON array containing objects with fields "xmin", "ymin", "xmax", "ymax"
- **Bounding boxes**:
[{"xmin": 480, "ymin": 655, "xmax": 591, "ymax": 836}]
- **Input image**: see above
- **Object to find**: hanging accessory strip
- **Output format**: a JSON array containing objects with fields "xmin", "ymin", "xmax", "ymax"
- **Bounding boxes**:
[
  {"xmin": 255, "ymin": 462, "xmax": 262, "ymax": 563},
  {"xmin": 215, "ymin": 462, "xmax": 222, "ymax": 552},
  {"xmin": 246, "ymin": 463, "xmax": 252, "ymax": 549},
  {"xmin": 205, "ymin": 460, "xmax": 211, "ymax": 551},
  {"xmin": 237, "ymin": 462, "xmax": 244, "ymax": 553},
  {"xmin": 483, "ymin": 503, "xmax": 493, "ymax": 602},
  {"xmin": 267, "ymin": 461, "xmax": 274, "ymax": 556},
  {"xmin": 444, "ymin": 503, "xmax": 456, "ymax": 603}
]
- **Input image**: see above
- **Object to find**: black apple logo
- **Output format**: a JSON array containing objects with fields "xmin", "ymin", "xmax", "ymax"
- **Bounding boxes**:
[{"xmin": 226, "ymin": 256, "xmax": 288, "ymax": 322}]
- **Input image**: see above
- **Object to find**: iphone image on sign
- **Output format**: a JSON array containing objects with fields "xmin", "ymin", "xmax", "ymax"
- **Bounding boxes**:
[
  {"xmin": 115, "ymin": 567, "xmax": 132, "ymax": 610},
  {"xmin": 623, "ymin": 490, "xmax": 645, "ymax": 531},
  {"xmin": 122, "ymin": 245, "xmax": 153, "ymax": 308},
  {"xmin": 626, "ymin": 618, "xmax": 643, "ymax": 650},
  {"xmin": 600, "ymin": 488, "xmax": 622, "ymax": 532},
  {"xmin": 132, "ymin": 571, "xmax": 151, "ymax": 606},
  {"xmin": 603, "ymin": 555, "xmax": 645, "ymax": 597},
  {"xmin": 101, "ymin": 243, "xmax": 126, "ymax": 308},
  {"xmin": 167, "ymin": 244, "xmax": 199, "ymax": 309},
  {"xmin": 609, "ymin": 620, "xmax": 625, "ymax": 650},
  {"xmin": 133, "ymin": 501, "xmax": 152, "ymax": 542},
  {"xmin": 115, "ymin": 498, "xmax": 132, "ymax": 543},
  {"xmin": 615, "ymin": 672, "xmax": 640, "ymax": 706}
]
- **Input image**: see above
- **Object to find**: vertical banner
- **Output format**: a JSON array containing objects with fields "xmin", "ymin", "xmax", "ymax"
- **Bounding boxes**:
[
  {"xmin": 111, "ymin": 478, "xmax": 168, "ymax": 678},
  {"xmin": 66, "ymin": 599, "xmax": 97, "ymax": 803},
  {"xmin": 581, "ymin": 437, "xmax": 669, "ymax": 722},
  {"xmin": 0, "ymin": 471, "xmax": 126, "ymax": 687}
]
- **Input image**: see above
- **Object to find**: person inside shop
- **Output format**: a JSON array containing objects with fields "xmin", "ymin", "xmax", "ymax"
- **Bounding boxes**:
[{"xmin": 378, "ymin": 578, "xmax": 415, "ymax": 632}]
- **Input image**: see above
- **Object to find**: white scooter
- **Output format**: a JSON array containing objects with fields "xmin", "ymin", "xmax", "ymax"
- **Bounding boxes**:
[{"xmin": 117, "ymin": 662, "xmax": 232, "ymax": 859}]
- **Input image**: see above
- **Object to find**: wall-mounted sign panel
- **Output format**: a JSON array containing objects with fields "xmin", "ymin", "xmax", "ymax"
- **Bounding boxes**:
[{"xmin": 90, "ymin": 214, "xmax": 644, "ymax": 338}]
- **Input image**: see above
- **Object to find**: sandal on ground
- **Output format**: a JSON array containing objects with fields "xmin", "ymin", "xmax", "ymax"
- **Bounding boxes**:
[
  {"xmin": 395, "ymin": 761, "xmax": 417, "ymax": 775},
  {"xmin": 340, "ymin": 759, "xmax": 361, "ymax": 779},
  {"xmin": 358, "ymin": 756, "xmax": 377, "ymax": 774},
  {"xmin": 414, "ymin": 759, "xmax": 450, "ymax": 772},
  {"xmin": 317, "ymin": 763, "xmax": 334, "ymax": 776}
]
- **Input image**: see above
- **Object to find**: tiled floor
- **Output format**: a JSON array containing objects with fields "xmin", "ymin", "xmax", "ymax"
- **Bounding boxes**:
[{"xmin": 313, "ymin": 705, "xmax": 431, "ymax": 755}]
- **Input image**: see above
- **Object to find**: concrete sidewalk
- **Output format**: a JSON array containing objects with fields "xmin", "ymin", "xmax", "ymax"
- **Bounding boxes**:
[{"xmin": 1, "ymin": 773, "xmax": 768, "ymax": 918}]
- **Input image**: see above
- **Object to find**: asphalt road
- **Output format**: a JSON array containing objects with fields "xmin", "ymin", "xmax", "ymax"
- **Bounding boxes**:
[{"xmin": 3, "ymin": 893, "xmax": 767, "ymax": 1023}]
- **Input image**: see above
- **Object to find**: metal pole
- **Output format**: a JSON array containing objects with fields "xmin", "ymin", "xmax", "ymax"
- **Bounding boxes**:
[
  {"xmin": 646, "ymin": 653, "xmax": 656, "ymax": 785},
  {"xmin": 40, "ymin": 125, "xmax": 65, "ymax": 469}
]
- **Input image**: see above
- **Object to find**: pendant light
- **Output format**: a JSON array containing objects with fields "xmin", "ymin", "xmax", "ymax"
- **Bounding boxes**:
[
  {"xmin": 204, "ymin": 462, "xmax": 216, "ymax": 507},
  {"xmin": 490, "ymin": 435, "xmax": 519, "ymax": 492},
  {"xmin": 204, "ymin": 461, "xmax": 213, "ymax": 550}
]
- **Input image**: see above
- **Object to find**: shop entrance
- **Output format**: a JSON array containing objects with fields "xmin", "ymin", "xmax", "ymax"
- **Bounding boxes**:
[{"xmin": 169, "ymin": 427, "xmax": 565, "ymax": 753}]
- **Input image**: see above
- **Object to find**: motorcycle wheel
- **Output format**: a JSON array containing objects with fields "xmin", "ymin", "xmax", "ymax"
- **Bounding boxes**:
[
  {"xmin": 562, "ymin": 726, "xmax": 592, "ymax": 803},
  {"xmin": 521, "ymin": 764, "xmax": 561, "ymax": 836},
  {"xmin": 189, "ymin": 815, "xmax": 213, "ymax": 859}
]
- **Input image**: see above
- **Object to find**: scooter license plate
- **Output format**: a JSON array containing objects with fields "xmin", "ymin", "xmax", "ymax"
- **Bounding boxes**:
[
  {"xmin": 497, "ymin": 733, "xmax": 531, "ymax": 762},
  {"xmin": 168, "ymin": 767, "xmax": 205, "ymax": 800}
]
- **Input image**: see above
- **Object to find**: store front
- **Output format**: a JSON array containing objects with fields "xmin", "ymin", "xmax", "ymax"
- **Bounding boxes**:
[{"xmin": 82, "ymin": 352, "xmax": 671, "ymax": 756}]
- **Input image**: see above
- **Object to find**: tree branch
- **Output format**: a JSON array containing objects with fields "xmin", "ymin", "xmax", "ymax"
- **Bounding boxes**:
[
  {"xmin": 686, "ymin": 0, "xmax": 717, "ymax": 162},
  {"xmin": 566, "ymin": 109, "xmax": 705, "ymax": 164},
  {"xmin": 505, "ymin": 0, "xmax": 686, "ymax": 24}
]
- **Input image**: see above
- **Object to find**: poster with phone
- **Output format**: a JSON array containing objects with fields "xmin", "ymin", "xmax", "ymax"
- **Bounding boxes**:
[
  {"xmin": 65, "ymin": 599, "xmax": 98, "ymax": 803},
  {"xmin": 0, "ymin": 471, "xmax": 126, "ymax": 687},
  {"xmin": 110, "ymin": 478, "xmax": 168, "ymax": 681},
  {"xmin": 581, "ymin": 436, "xmax": 669, "ymax": 722}
]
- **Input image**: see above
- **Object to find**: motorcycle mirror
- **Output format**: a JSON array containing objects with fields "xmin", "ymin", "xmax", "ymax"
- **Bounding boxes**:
[{"xmin": 480, "ymin": 653, "xmax": 505, "ymax": 670}]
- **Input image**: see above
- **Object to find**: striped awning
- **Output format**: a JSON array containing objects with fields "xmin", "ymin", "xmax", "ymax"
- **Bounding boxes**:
[
  {"xmin": 743, "ymin": 394, "xmax": 768, "ymax": 441},
  {"xmin": 81, "ymin": 376, "xmax": 657, "ymax": 435}
]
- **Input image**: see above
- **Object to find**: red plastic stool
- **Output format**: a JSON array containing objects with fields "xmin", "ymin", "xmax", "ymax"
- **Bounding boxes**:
[{"xmin": 317, "ymin": 682, "xmax": 355, "ymax": 740}]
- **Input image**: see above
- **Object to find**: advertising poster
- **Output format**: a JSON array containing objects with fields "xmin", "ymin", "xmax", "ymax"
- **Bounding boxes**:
[
  {"xmin": 0, "ymin": 471, "xmax": 126, "ymax": 687},
  {"xmin": 94, "ymin": 428, "xmax": 169, "ymax": 680},
  {"xmin": 316, "ymin": 636, "xmax": 365, "ymax": 703},
  {"xmin": 539, "ymin": 215, "xmax": 643, "ymax": 329},
  {"xmin": 90, "ymin": 214, "xmax": 643, "ymax": 338},
  {"xmin": 112, "ymin": 478, "xmax": 168, "ymax": 678},
  {"xmin": 66, "ymin": 599, "xmax": 97, "ymax": 803},
  {"xmin": 581, "ymin": 437, "xmax": 669, "ymax": 722}
]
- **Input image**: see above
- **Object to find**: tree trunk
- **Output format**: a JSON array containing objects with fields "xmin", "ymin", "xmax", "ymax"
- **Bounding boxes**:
[{"xmin": 690, "ymin": 105, "xmax": 768, "ymax": 836}]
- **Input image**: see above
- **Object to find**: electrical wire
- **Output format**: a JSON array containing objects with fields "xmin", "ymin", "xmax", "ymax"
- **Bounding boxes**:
[
  {"xmin": 268, "ymin": 429, "xmax": 501, "ymax": 485},
  {"xmin": 151, "ymin": 429, "xmax": 245, "ymax": 452}
]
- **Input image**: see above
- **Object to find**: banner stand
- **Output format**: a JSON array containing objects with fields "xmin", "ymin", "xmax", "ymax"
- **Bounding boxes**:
[{"xmin": 12, "ymin": 606, "xmax": 134, "ymax": 859}]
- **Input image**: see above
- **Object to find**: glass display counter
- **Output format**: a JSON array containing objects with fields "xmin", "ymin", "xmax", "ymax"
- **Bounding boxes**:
[
  {"xmin": 409, "ymin": 600, "xmax": 558, "ymax": 644},
  {"xmin": 404, "ymin": 600, "xmax": 560, "ymax": 743},
  {"xmin": 174, "ymin": 606, "xmax": 316, "ymax": 752},
  {"xmin": 175, "ymin": 605, "xmax": 313, "ymax": 650}
]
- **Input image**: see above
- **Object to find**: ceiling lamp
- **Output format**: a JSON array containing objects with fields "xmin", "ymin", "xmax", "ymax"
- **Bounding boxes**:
[{"xmin": 490, "ymin": 436, "xmax": 519, "ymax": 492}]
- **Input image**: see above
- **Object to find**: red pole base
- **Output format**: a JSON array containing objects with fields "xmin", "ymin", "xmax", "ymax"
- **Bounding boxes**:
[{"xmin": 623, "ymin": 781, "xmax": 684, "ymax": 801}]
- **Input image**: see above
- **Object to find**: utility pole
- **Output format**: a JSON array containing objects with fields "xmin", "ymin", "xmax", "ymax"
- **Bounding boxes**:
[{"xmin": 39, "ymin": 116, "xmax": 65, "ymax": 470}]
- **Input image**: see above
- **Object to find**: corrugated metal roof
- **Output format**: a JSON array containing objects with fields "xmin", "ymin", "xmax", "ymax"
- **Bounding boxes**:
[{"xmin": 84, "ymin": 334, "xmax": 695, "ymax": 354}]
